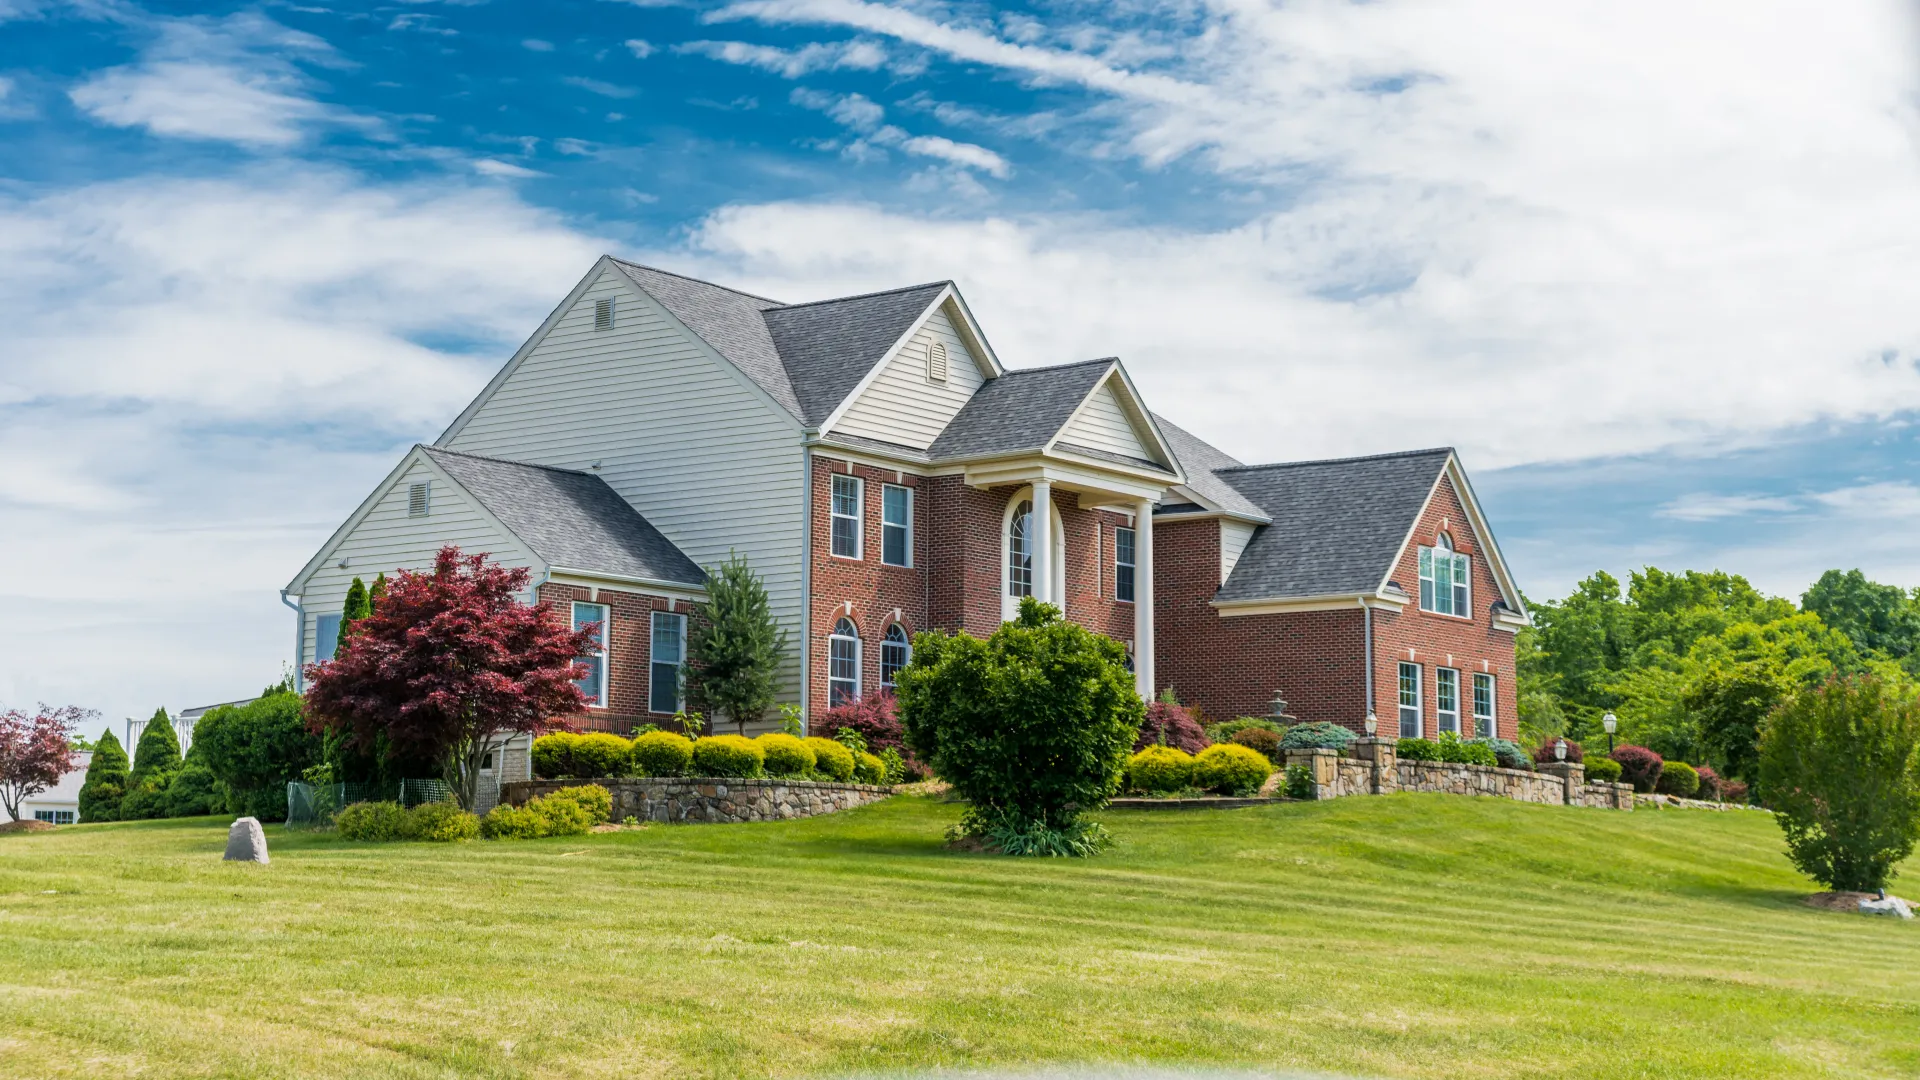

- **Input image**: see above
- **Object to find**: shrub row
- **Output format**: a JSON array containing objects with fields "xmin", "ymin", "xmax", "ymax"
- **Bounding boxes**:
[
  {"xmin": 1396, "ymin": 733, "xmax": 1498, "ymax": 767},
  {"xmin": 532, "ymin": 730, "xmax": 891, "ymax": 784},
  {"xmin": 335, "ymin": 799, "xmax": 481, "ymax": 842},
  {"xmin": 479, "ymin": 785, "xmax": 612, "ymax": 839},
  {"xmin": 1124, "ymin": 744, "xmax": 1273, "ymax": 797}
]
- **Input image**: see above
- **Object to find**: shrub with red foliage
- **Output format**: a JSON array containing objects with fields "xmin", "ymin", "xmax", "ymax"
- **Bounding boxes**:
[
  {"xmin": 1722, "ymin": 779, "xmax": 1751, "ymax": 804},
  {"xmin": 1531, "ymin": 738, "xmax": 1584, "ymax": 765},
  {"xmin": 0, "ymin": 705, "xmax": 85, "ymax": 822},
  {"xmin": 812, "ymin": 692, "xmax": 907, "ymax": 756},
  {"xmin": 1134, "ymin": 700, "xmax": 1210, "ymax": 754},
  {"xmin": 1610, "ymin": 744, "xmax": 1665, "ymax": 793},
  {"xmin": 1694, "ymin": 762, "xmax": 1723, "ymax": 800},
  {"xmin": 1230, "ymin": 726, "xmax": 1282, "ymax": 760}
]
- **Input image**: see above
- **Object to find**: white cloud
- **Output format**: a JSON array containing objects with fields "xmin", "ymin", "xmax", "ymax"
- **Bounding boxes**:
[
  {"xmin": 896, "ymin": 133, "xmax": 1009, "ymax": 178},
  {"xmin": 625, "ymin": 38, "xmax": 656, "ymax": 58},
  {"xmin": 1812, "ymin": 482, "xmax": 1920, "ymax": 519},
  {"xmin": 68, "ymin": 12, "xmax": 374, "ymax": 148},
  {"xmin": 473, "ymin": 158, "xmax": 546, "ymax": 178},
  {"xmin": 789, "ymin": 89, "xmax": 1007, "ymax": 177},
  {"xmin": 563, "ymin": 75, "xmax": 640, "ymax": 98},
  {"xmin": 676, "ymin": 37, "xmax": 886, "ymax": 78},
  {"xmin": 522, "ymin": 38, "xmax": 555, "ymax": 52},
  {"xmin": 1656, "ymin": 493, "xmax": 1801, "ymax": 522}
]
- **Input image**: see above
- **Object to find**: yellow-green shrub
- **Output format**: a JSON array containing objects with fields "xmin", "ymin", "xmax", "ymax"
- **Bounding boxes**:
[
  {"xmin": 1192, "ymin": 743, "xmax": 1273, "ymax": 795},
  {"xmin": 401, "ymin": 801, "xmax": 480, "ymax": 842},
  {"xmin": 335, "ymin": 801, "xmax": 407, "ymax": 841},
  {"xmin": 854, "ymin": 751, "xmax": 888, "ymax": 785},
  {"xmin": 631, "ymin": 731, "xmax": 694, "ymax": 777},
  {"xmin": 691, "ymin": 734, "xmax": 764, "ymax": 778},
  {"xmin": 804, "ymin": 737, "xmax": 855, "ymax": 781},
  {"xmin": 1127, "ymin": 746, "xmax": 1194, "ymax": 793},
  {"xmin": 756, "ymin": 733, "xmax": 816, "ymax": 778}
]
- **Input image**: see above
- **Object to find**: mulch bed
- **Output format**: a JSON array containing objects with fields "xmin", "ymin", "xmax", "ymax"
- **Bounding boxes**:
[
  {"xmin": 0, "ymin": 820, "xmax": 56, "ymax": 834},
  {"xmin": 1802, "ymin": 891, "xmax": 1894, "ymax": 913}
]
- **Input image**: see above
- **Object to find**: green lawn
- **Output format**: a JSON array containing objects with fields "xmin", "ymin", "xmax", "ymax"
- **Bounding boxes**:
[{"xmin": 1, "ymin": 795, "xmax": 1915, "ymax": 1080}]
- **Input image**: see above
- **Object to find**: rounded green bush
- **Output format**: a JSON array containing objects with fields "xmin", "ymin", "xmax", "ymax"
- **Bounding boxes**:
[
  {"xmin": 854, "ymin": 751, "xmax": 888, "ymax": 785},
  {"xmin": 1583, "ymin": 757, "xmax": 1623, "ymax": 783},
  {"xmin": 1205, "ymin": 717, "xmax": 1285, "ymax": 745},
  {"xmin": 756, "ymin": 733, "xmax": 816, "ymax": 778},
  {"xmin": 402, "ymin": 801, "xmax": 480, "ymax": 842},
  {"xmin": 1278, "ymin": 721, "xmax": 1356, "ymax": 752},
  {"xmin": 691, "ymin": 734, "xmax": 764, "ymax": 778},
  {"xmin": 1192, "ymin": 743, "xmax": 1273, "ymax": 795},
  {"xmin": 631, "ymin": 731, "xmax": 694, "ymax": 777},
  {"xmin": 336, "ymin": 801, "xmax": 407, "ymax": 842},
  {"xmin": 1396, "ymin": 737, "xmax": 1439, "ymax": 762},
  {"xmin": 1127, "ymin": 746, "xmax": 1194, "ymax": 793},
  {"xmin": 530, "ymin": 732, "xmax": 578, "ymax": 779},
  {"xmin": 1434, "ymin": 734, "xmax": 1498, "ymax": 766},
  {"xmin": 480, "ymin": 803, "xmax": 542, "ymax": 840},
  {"xmin": 1655, "ymin": 760, "xmax": 1700, "ymax": 797},
  {"xmin": 573, "ymin": 733, "xmax": 635, "ymax": 778},
  {"xmin": 539, "ymin": 784, "xmax": 612, "ymax": 830},
  {"xmin": 804, "ymin": 736, "xmax": 856, "ymax": 782}
]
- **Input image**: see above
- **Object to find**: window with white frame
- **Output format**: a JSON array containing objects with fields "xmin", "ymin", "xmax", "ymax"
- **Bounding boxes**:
[
  {"xmin": 829, "ymin": 618, "xmax": 861, "ymax": 705},
  {"xmin": 572, "ymin": 602, "xmax": 609, "ymax": 708},
  {"xmin": 1472, "ymin": 673, "xmax": 1495, "ymax": 739},
  {"xmin": 880, "ymin": 624, "xmax": 910, "ymax": 689},
  {"xmin": 315, "ymin": 613, "xmax": 342, "ymax": 663},
  {"xmin": 650, "ymin": 611, "xmax": 686, "ymax": 714},
  {"xmin": 35, "ymin": 810, "xmax": 75, "ymax": 825},
  {"xmin": 881, "ymin": 484, "xmax": 912, "ymax": 567},
  {"xmin": 1436, "ymin": 667, "xmax": 1461, "ymax": 735},
  {"xmin": 831, "ymin": 474, "xmax": 863, "ymax": 559},
  {"xmin": 1007, "ymin": 500, "xmax": 1033, "ymax": 597},
  {"xmin": 1115, "ymin": 526, "xmax": 1137, "ymax": 603},
  {"xmin": 1398, "ymin": 662, "xmax": 1422, "ymax": 738},
  {"xmin": 1419, "ymin": 534, "xmax": 1471, "ymax": 617}
]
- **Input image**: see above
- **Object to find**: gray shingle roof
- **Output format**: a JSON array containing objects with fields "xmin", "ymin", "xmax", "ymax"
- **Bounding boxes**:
[
  {"xmin": 423, "ymin": 447, "xmax": 705, "ymax": 587},
  {"xmin": 1151, "ymin": 414, "xmax": 1269, "ymax": 520},
  {"xmin": 610, "ymin": 261, "xmax": 801, "ymax": 420},
  {"xmin": 764, "ymin": 282, "xmax": 952, "ymax": 425},
  {"xmin": 928, "ymin": 358, "xmax": 1115, "ymax": 459},
  {"xmin": 1212, "ymin": 448, "xmax": 1452, "ymax": 603}
]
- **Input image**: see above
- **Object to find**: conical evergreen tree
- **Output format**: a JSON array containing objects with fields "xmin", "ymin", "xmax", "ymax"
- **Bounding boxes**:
[
  {"xmin": 77, "ymin": 730, "xmax": 129, "ymax": 823},
  {"xmin": 369, "ymin": 572, "xmax": 388, "ymax": 610},
  {"xmin": 129, "ymin": 707, "xmax": 182, "ymax": 780},
  {"xmin": 338, "ymin": 577, "xmax": 370, "ymax": 656},
  {"xmin": 687, "ymin": 551, "xmax": 789, "ymax": 734}
]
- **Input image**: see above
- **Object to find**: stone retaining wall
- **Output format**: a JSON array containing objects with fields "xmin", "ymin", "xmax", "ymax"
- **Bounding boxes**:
[
  {"xmin": 1283, "ymin": 742, "xmax": 1634, "ymax": 810},
  {"xmin": 503, "ymin": 778, "xmax": 893, "ymax": 824}
]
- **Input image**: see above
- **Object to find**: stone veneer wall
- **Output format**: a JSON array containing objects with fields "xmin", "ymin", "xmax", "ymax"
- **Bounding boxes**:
[
  {"xmin": 1284, "ymin": 743, "xmax": 1634, "ymax": 810},
  {"xmin": 502, "ymin": 777, "xmax": 892, "ymax": 824}
]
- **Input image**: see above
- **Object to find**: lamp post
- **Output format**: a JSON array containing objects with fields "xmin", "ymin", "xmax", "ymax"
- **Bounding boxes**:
[
  {"xmin": 1554, "ymin": 739, "xmax": 1567, "ymax": 762},
  {"xmin": 1602, "ymin": 712, "xmax": 1617, "ymax": 755},
  {"xmin": 1364, "ymin": 711, "xmax": 1378, "ymax": 737}
]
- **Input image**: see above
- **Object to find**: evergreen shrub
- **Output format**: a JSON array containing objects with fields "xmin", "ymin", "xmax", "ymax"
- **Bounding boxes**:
[
  {"xmin": 1583, "ymin": 757, "xmax": 1624, "ymax": 783},
  {"xmin": 532, "ymin": 732, "xmax": 632, "ymax": 779},
  {"xmin": 756, "ymin": 733, "xmax": 815, "ymax": 778},
  {"xmin": 1611, "ymin": 745, "xmax": 1664, "ymax": 793},
  {"xmin": 402, "ymin": 801, "xmax": 480, "ymax": 841},
  {"xmin": 1127, "ymin": 746, "xmax": 1194, "ymax": 793},
  {"xmin": 1279, "ymin": 722, "xmax": 1356, "ymax": 752},
  {"xmin": 77, "ymin": 731, "xmax": 129, "ymax": 823},
  {"xmin": 1477, "ymin": 738, "xmax": 1532, "ymax": 770},
  {"xmin": 540, "ymin": 784, "xmax": 612, "ymax": 829},
  {"xmin": 480, "ymin": 803, "xmax": 542, "ymax": 840},
  {"xmin": 804, "ymin": 737, "xmax": 856, "ymax": 782},
  {"xmin": 1396, "ymin": 738, "xmax": 1440, "ymax": 762},
  {"xmin": 336, "ymin": 801, "xmax": 408, "ymax": 841},
  {"xmin": 1206, "ymin": 717, "xmax": 1285, "ymax": 745},
  {"xmin": 691, "ymin": 735, "xmax": 763, "ymax": 778},
  {"xmin": 854, "ymin": 751, "xmax": 888, "ymax": 785},
  {"xmin": 1192, "ymin": 744, "xmax": 1273, "ymax": 795},
  {"xmin": 1656, "ymin": 761, "xmax": 1701, "ymax": 798},
  {"xmin": 631, "ymin": 731, "xmax": 693, "ymax": 777},
  {"xmin": 163, "ymin": 761, "xmax": 225, "ymax": 817},
  {"xmin": 1434, "ymin": 732, "xmax": 1498, "ymax": 766}
]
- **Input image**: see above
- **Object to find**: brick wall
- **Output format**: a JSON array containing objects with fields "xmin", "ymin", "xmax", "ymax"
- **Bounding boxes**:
[
  {"xmin": 807, "ymin": 456, "xmax": 931, "ymax": 716},
  {"xmin": 537, "ymin": 582, "xmax": 699, "ymax": 734}
]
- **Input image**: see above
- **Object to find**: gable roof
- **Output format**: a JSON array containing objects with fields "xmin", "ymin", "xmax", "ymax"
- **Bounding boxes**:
[
  {"xmin": 1213, "ymin": 448, "xmax": 1453, "ymax": 603},
  {"xmin": 928, "ymin": 358, "xmax": 1113, "ymax": 460},
  {"xmin": 609, "ymin": 261, "xmax": 800, "ymax": 419},
  {"xmin": 421, "ymin": 447, "xmax": 705, "ymax": 588},
  {"xmin": 763, "ymin": 282, "xmax": 953, "ymax": 426},
  {"xmin": 1151, "ymin": 414, "xmax": 1269, "ymax": 521}
]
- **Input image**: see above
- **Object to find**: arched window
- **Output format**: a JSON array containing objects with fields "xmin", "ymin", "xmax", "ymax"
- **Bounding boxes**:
[
  {"xmin": 880, "ymin": 624, "xmax": 911, "ymax": 689},
  {"xmin": 828, "ymin": 617, "xmax": 861, "ymax": 706},
  {"xmin": 1007, "ymin": 499, "xmax": 1033, "ymax": 598}
]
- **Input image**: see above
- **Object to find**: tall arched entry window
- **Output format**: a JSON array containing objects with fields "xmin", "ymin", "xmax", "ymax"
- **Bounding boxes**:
[
  {"xmin": 828, "ymin": 617, "xmax": 861, "ymax": 706},
  {"xmin": 1002, "ymin": 488, "xmax": 1066, "ymax": 621},
  {"xmin": 880, "ymin": 624, "xmax": 911, "ymax": 690}
]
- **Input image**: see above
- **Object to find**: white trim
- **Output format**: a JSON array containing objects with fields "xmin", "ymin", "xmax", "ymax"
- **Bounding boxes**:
[
  {"xmin": 1436, "ymin": 666, "xmax": 1461, "ymax": 736},
  {"xmin": 572, "ymin": 600, "xmax": 611, "ymax": 709},
  {"xmin": 1045, "ymin": 361, "xmax": 1185, "ymax": 481},
  {"xmin": 814, "ymin": 289, "xmax": 1003, "ymax": 436},
  {"xmin": 648, "ymin": 609, "xmax": 688, "ymax": 715},
  {"xmin": 880, "ymin": 482, "xmax": 913, "ymax": 568},
  {"xmin": 1397, "ymin": 660, "xmax": 1423, "ymax": 739},
  {"xmin": 830, "ymin": 473, "xmax": 864, "ymax": 560},
  {"xmin": 1378, "ymin": 454, "xmax": 1531, "ymax": 627},
  {"xmin": 1213, "ymin": 591, "xmax": 1409, "ymax": 617},
  {"xmin": 1471, "ymin": 671, "xmax": 1496, "ymax": 739},
  {"xmin": 879, "ymin": 623, "xmax": 911, "ymax": 690},
  {"xmin": 1114, "ymin": 523, "xmax": 1137, "ymax": 603},
  {"xmin": 1000, "ymin": 487, "xmax": 1066, "ymax": 621},
  {"xmin": 828, "ymin": 616, "xmax": 862, "ymax": 705},
  {"xmin": 545, "ymin": 569, "xmax": 705, "ymax": 603}
]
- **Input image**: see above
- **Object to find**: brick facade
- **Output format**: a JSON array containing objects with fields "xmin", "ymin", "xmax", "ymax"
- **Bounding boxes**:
[
  {"xmin": 807, "ymin": 457, "xmax": 931, "ymax": 716},
  {"xmin": 536, "ymin": 581, "xmax": 700, "ymax": 735}
]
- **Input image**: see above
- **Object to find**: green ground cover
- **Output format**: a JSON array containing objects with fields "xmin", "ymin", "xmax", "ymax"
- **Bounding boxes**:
[{"xmin": 1, "ymin": 794, "xmax": 1915, "ymax": 1080}]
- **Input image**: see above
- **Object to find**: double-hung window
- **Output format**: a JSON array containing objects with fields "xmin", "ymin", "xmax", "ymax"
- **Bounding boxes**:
[
  {"xmin": 572, "ymin": 602, "xmax": 609, "ymax": 708},
  {"xmin": 1436, "ymin": 668, "xmax": 1461, "ymax": 735},
  {"xmin": 880, "ymin": 624, "xmax": 911, "ymax": 689},
  {"xmin": 830, "ymin": 475, "xmax": 863, "ymax": 559},
  {"xmin": 649, "ymin": 611, "xmax": 686, "ymax": 714},
  {"xmin": 315, "ymin": 613, "xmax": 342, "ymax": 663},
  {"xmin": 1398, "ymin": 662, "xmax": 1422, "ymax": 738},
  {"xmin": 829, "ymin": 618, "xmax": 861, "ymax": 705},
  {"xmin": 1418, "ymin": 535, "xmax": 1472, "ymax": 617},
  {"xmin": 1115, "ymin": 526, "xmax": 1137, "ymax": 602},
  {"xmin": 1472, "ymin": 673, "xmax": 1496, "ymax": 739},
  {"xmin": 881, "ymin": 484, "xmax": 912, "ymax": 567}
]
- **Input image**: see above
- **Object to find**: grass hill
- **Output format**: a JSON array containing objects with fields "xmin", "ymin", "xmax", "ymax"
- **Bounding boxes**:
[{"xmin": 1, "ymin": 794, "xmax": 1915, "ymax": 1079}]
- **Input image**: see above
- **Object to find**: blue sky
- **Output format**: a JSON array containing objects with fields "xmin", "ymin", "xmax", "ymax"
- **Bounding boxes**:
[{"xmin": 3, "ymin": 0, "xmax": 1919, "ymax": 732}]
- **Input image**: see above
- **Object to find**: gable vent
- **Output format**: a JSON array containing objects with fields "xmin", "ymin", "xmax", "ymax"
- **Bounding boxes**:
[
  {"xmin": 594, "ymin": 297, "xmax": 614, "ymax": 331},
  {"xmin": 408, "ymin": 481, "xmax": 430, "ymax": 518},
  {"xmin": 927, "ymin": 340, "xmax": 948, "ymax": 384}
]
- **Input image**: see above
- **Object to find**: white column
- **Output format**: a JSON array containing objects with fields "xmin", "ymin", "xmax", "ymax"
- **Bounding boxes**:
[
  {"xmin": 1030, "ymin": 479, "xmax": 1053, "ymax": 606},
  {"xmin": 1134, "ymin": 498, "xmax": 1155, "ymax": 699}
]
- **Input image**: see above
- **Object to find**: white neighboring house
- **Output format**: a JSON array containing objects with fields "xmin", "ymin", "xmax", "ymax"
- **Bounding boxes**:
[
  {"xmin": 125, "ymin": 711, "xmax": 201, "ymax": 757},
  {"xmin": 2, "ymin": 751, "xmax": 89, "ymax": 826}
]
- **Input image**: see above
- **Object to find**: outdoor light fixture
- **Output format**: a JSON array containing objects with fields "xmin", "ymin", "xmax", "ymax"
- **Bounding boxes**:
[
  {"xmin": 1364, "ymin": 711, "xmax": 1378, "ymax": 736},
  {"xmin": 1603, "ymin": 712, "xmax": 1618, "ymax": 754},
  {"xmin": 1554, "ymin": 739, "xmax": 1567, "ymax": 762}
]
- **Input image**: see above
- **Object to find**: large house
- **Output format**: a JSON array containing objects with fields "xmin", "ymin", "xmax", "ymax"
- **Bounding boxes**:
[{"xmin": 287, "ymin": 258, "xmax": 1529, "ymax": 745}]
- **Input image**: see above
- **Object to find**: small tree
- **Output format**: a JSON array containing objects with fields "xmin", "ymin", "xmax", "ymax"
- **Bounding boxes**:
[
  {"xmin": 339, "ymin": 577, "xmax": 371, "ymax": 655},
  {"xmin": 687, "ymin": 552, "xmax": 787, "ymax": 734},
  {"xmin": 896, "ymin": 597, "xmax": 1143, "ymax": 855},
  {"xmin": 193, "ymin": 690, "xmax": 321, "ymax": 821},
  {"xmin": 0, "ymin": 705, "xmax": 85, "ymax": 822},
  {"xmin": 1759, "ymin": 675, "xmax": 1920, "ymax": 893},
  {"xmin": 77, "ymin": 728, "xmax": 128, "ymax": 823},
  {"xmin": 369, "ymin": 572, "xmax": 388, "ymax": 610},
  {"xmin": 303, "ymin": 546, "xmax": 596, "ymax": 809},
  {"xmin": 130, "ymin": 708, "xmax": 182, "ymax": 780}
]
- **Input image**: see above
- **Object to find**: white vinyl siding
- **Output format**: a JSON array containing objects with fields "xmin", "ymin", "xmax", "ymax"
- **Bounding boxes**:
[
  {"xmin": 1219, "ymin": 520, "xmax": 1257, "ymax": 585},
  {"xmin": 439, "ymin": 266, "xmax": 807, "ymax": 700},
  {"xmin": 831, "ymin": 305, "xmax": 987, "ymax": 449},
  {"xmin": 298, "ymin": 457, "xmax": 534, "ymax": 671},
  {"xmin": 1058, "ymin": 377, "xmax": 1155, "ymax": 461}
]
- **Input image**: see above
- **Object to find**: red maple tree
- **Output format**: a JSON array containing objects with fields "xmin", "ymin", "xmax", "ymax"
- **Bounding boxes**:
[
  {"xmin": 304, "ymin": 546, "xmax": 598, "ymax": 809},
  {"xmin": 0, "ymin": 705, "xmax": 87, "ymax": 822}
]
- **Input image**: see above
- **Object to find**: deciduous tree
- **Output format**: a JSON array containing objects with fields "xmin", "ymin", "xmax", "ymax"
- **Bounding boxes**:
[
  {"xmin": 303, "ymin": 546, "xmax": 595, "ymax": 809},
  {"xmin": 0, "ymin": 705, "xmax": 86, "ymax": 822}
]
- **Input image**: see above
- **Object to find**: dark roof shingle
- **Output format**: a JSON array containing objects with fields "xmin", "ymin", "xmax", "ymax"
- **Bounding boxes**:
[
  {"xmin": 1152, "ymin": 414, "xmax": 1268, "ymax": 520},
  {"xmin": 423, "ymin": 447, "xmax": 705, "ymax": 587},
  {"xmin": 928, "ymin": 359, "xmax": 1114, "ymax": 459},
  {"xmin": 1213, "ymin": 449, "xmax": 1452, "ymax": 602},
  {"xmin": 763, "ymin": 282, "xmax": 951, "ymax": 425}
]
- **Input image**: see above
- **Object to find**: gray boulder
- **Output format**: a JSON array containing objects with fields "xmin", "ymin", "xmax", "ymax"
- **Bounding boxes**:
[
  {"xmin": 1859, "ymin": 895, "xmax": 1913, "ymax": 919},
  {"xmin": 223, "ymin": 817, "xmax": 270, "ymax": 864}
]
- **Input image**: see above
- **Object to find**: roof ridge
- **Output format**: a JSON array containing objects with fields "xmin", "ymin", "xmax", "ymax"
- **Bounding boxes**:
[
  {"xmin": 768, "ymin": 280, "xmax": 951, "ymax": 311},
  {"xmin": 421, "ymin": 444, "xmax": 597, "ymax": 479},
  {"xmin": 999, "ymin": 357, "xmax": 1117, "ymax": 375},
  {"xmin": 1217, "ymin": 447, "xmax": 1454, "ymax": 473},
  {"xmin": 607, "ymin": 257, "xmax": 787, "ymax": 306}
]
